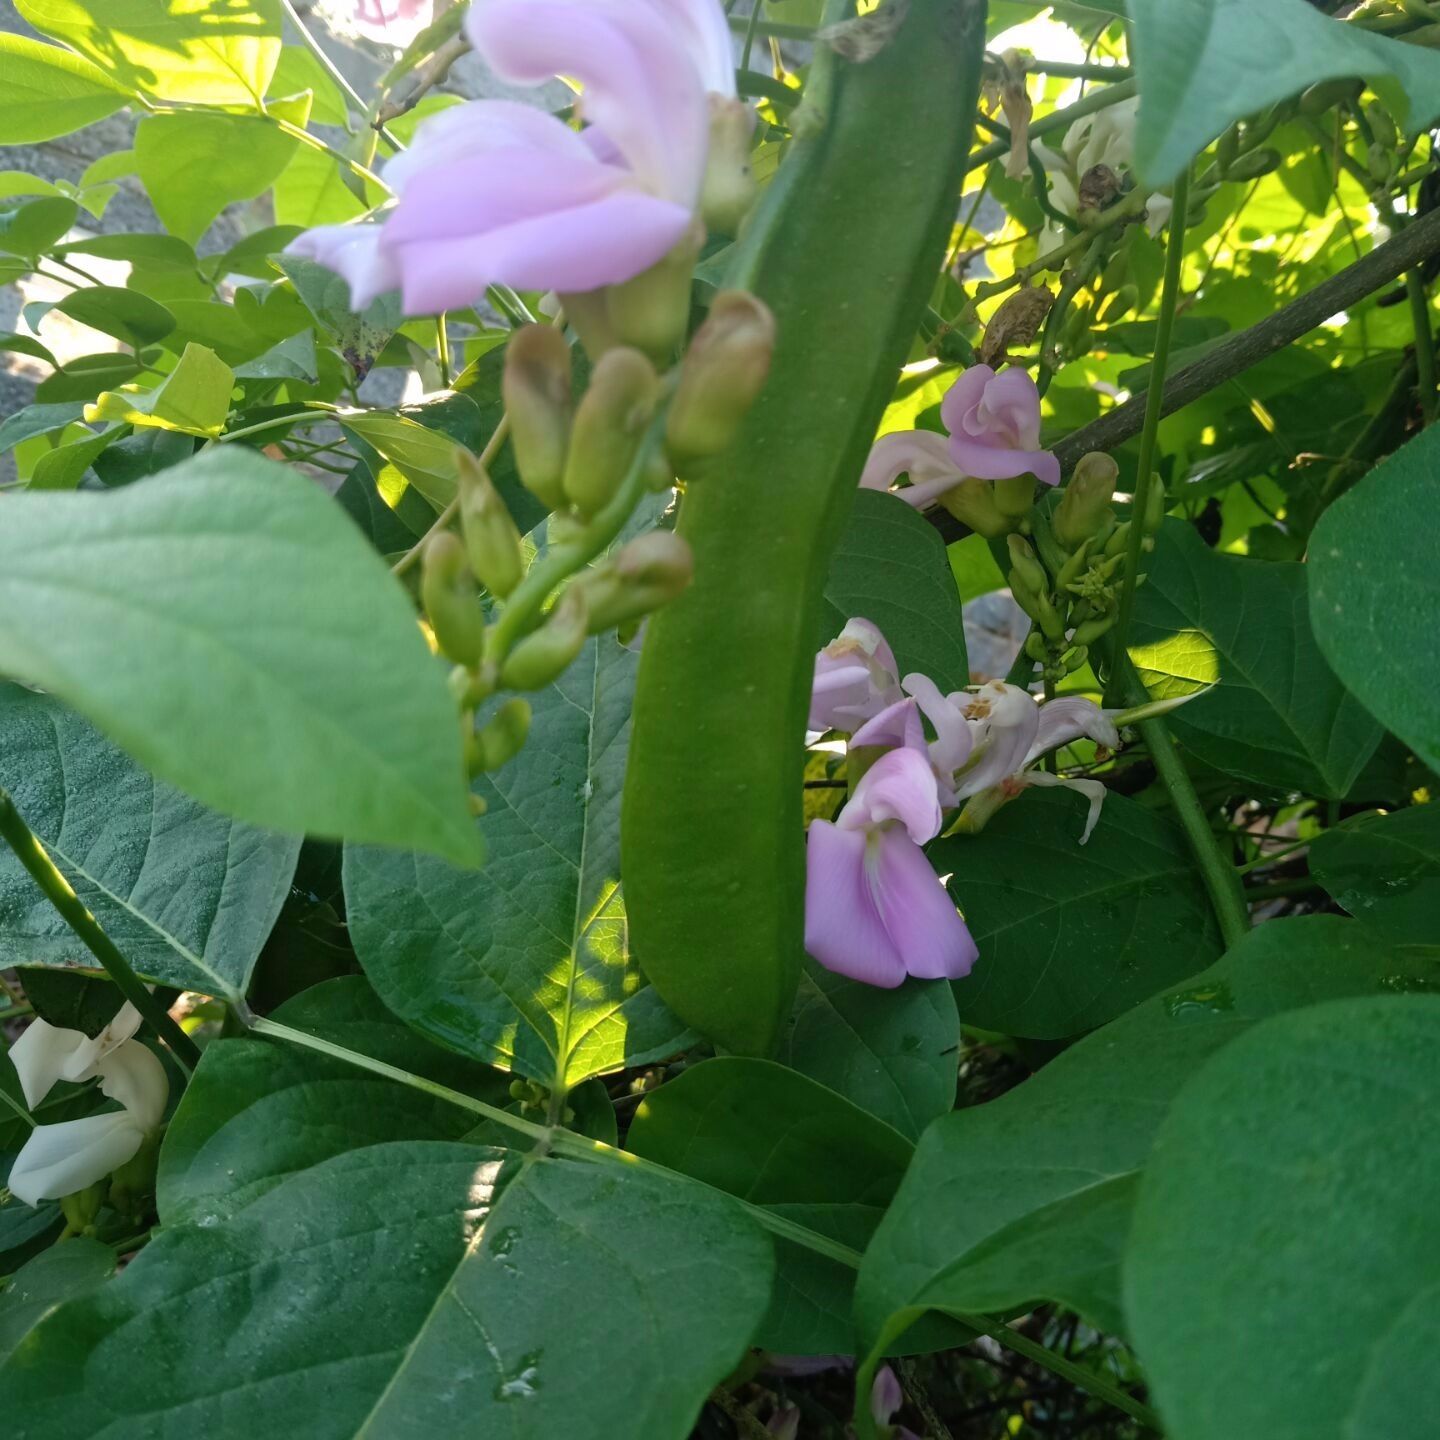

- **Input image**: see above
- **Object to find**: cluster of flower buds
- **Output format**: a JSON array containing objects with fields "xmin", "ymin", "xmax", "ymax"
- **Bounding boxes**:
[{"xmin": 1006, "ymin": 450, "xmax": 1166, "ymax": 686}]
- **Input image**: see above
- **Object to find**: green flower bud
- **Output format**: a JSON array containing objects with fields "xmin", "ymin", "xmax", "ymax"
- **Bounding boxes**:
[
  {"xmin": 59, "ymin": 1180, "xmax": 107, "ymax": 1236},
  {"xmin": 1063, "ymin": 644, "xmax": 1090, "ymax": 673},
  {"xmin": 1025, "ymin": 630, "xmax": 1050, "ymax": 663},
  {"xmin": 421, "ymin": 531, "xmax": 486, "ymax": 666},
  {"xmin": 500, "ymin": 588, "xmax": 589, "ymax": 690},
  {"xmin": 1103, "ymin": 519, "xmax": 1132, "ymax": 560},
  {"xmin": 1096, "ymin": 284, "xmax": 1139, "ymax": 327},
  {"xmin": 605, "ymin": 219, "xmax": 706, "ymax": 363},
  {"xmin": 563, "ymin": 347, "xmax": 659, "ymax": 517},
  {"xmin": 1298, "ymin": 77, "xmax": 1363, "ymax": 117},
  {"xmin": 1007, "ymin": 533, "xmax": 1050, "ymax": 596},
  {"xmin": 1217, "ymin": 124, "xmax": 1241, "ymax": 173},
  {"xmin": 576, "ymin": 531, "xmax": 694, "ymax": 633},
  {"xmin": 702, "ymin": 97, "xmax": 759, "ymax": 235},
  {"xmin": 467, "ymin": 697, "xmax": 532, "ymax": 774},
  {"xmin": 937, "ymin": 477, "xmax": 1013, "ymax": 538},
  {"xmin": 560, "ymin": 287, "xmax": 620, "ymax": 362},
  {"xmin": 1225, "ymin": 147, "xmax": 1283, "ymax": 182},
  {"xmin": 1035, "ymin": 586, "xmax": 1067, "ymax": 642},
  {"xmin": 502, "ymin": 325, "xmax": 572, "ymax": 512},
  {"xmin": 994, "ymin": 474, "xmax": 1038, "ymax": 518},
  {"xmin": 1143, "ymin": 478, "xmax": 1168, "ymax": 534},
  {"xmin": 457, "ymin": 449, "xmax": 525, "ymax": 599},
  {"xmin": 665, "ymin": 290, "xmax": 776, "ymax": 473},
  {"xmin": 1056, "ymin": 536, "xmax": 1096, "ymax": 590},
  {"xmin": 1053, "ymin": 452, "xmax": 1119, "ymax": 549}
]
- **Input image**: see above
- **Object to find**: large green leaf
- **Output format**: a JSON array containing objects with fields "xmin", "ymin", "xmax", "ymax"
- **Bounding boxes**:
[
  {"xmin": 0, "ymin": 450, "xmax": 480, "ymax": 867},
  {"xmin": 5, "ymin": 1144, "xmax": 773, "ymax": 1440},
  {"xmin": 1124, "ymin": 995, "xmax": 1440, "ymax": 1440},
  {"xmin": 339, "ymin": 411, "xmax": 463, "ymax": 511},
  {"xmin": 346, "ymin": 624, "xmax": 693, "ymax": 1084},
  {"xmin": 629, "ymin": 1056, "xmax": 913, "ymax": 1354},
  {"xmin": 777, "ymin": 960, "xmax": 959, "ymax": 1141},
  {"xmin": 941, "ymin": 787, "xmax": 1222, "ymax": 1038},
  {"xmin": 88, "ymin": 342, "xmax": 234, "ymax": 438},
  {"xmin": 135, "ymin": 112, "xmax": 297, "ymax": 244},
  {"xmin": 1132, "ymin": 0, "xmax": 1440, "ymax": 184},
  {"xmin": 41, "ymin": 286, "xmax": 175, "ymax": 349},
  {"xmin": 157, "ymin": 976, "xmax": 508, "ymax": 1224},
  {"xmin": 0, "ymin": 1238, "xmax": 114, "ymax": 1365},
  {"xmin": 821, "ymin": 489, "xmax": 970, "ymax": 694},
  {"xmin": 0, "ymin": 683, "xmax": 299, "ymax": 998},
  {"xmin": 1311, "ymin": 428, "xmax": 1440, "ymax": 773},
  {"xmin": 0, "ymin": 34, "xmax": 130, "ymax": 144},
  {"xmin": 16, "ymin": 0, "xmax": 284, "ymax": 107},
  {"xmin": 853, "ymin": 917, "xmax": 1440, "ymax": 1359},
  {"xmin": 1309, "ymin": 805, "xmax": 1440, "ymax": 946},
  {"xmin": 1130, "ymin": 519, "xmax": 1380, "ymax": 798},
  {"xmin": 276, "ymin": 254, "xmax": 401, "ymax": 381}
]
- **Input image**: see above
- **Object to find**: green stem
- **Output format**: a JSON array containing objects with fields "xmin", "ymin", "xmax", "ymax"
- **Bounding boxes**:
[
  {"xmin": 435, "ymin": 313, "xmax": 452, "ymax": 388},
  {"xmin": 1001, "ymin": 56, "xmax": 1132, "ymax": 80},
  {"xmin": 1103, "ymin": 163, "xmax": 1191, "ymax": 705},
  {"xmin": 218, "ymin": 405, "xmax": 340, "ymax": 445},
  {"xmin": 269, "ymin": 115, "xmax": 392, "ymax": 195},
  {"xmin": 278, "ymin": 0, "xmax": 403, "ymax": 149},
  {"xmin": 0, "ymin": 1086, "xmax": 36, "ymax": 1129},
  {"xmin": 1405, "ymin": 268, "xmax": 1437, "ymax": 422},
  {"xmin": 0, "ymin": 789, "xmax": 201, "ymax": 1071}
]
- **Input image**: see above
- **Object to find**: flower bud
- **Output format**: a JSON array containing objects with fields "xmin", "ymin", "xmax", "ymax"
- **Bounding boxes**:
[
  {"xmin": 1096, "ymin": 284, "xmax": 1139, "ymax": 326},
  {"xmin": 937, "ymin": 477, "xmax": 1013, "ymax": 538},
  {"xmin": 457, "ymin": 449, "xmax": 525, "ymax": 599},
  {"xmin": 605, "ymin": 219, "xmax": 706, "ymax": 362},
  {"xmin": 562, "ymin": 347, "xmax": 659, "ymax": 517},
  {"xmin": 467, "ymin": 698, "xmax": 532, "ymax": 774},
  {"xmin": 502, "ymin": 325, "xmax": 572, "ymax": 511},
  {"xmin": 1053, "ymin": 452, "xmax": 1119, "ymax": 549},
  {"xmin": 1007, "ymin": 533, "xmax": 1050, "ymax": 597},
  {"xmin": 500, "ymin": 587, "xmax": 589, "ymax": 690},
  {"xmin": 577, "ymin": 531, "xmax": 694, "ymax": 633},
  {"xmin": 665, "ymin": 291, "xmax": 776, "ymax": 473},
  {"xmin": 1299, "ymin": 77, "xmax": 1363, "ymax": 116},
  {"xmin": 1224, "ymin": 147, "xmax": 1282, "ymax": 182},
  {"xmin": 421, "ymin": 531, "xmax": 486, "ymax": 666},
  {"xmin": 994, "ymin": 474, "xmax": 1038, "ymax": 518},
  {"xmin": 1143, "ymin": 478, "xmax": 1168, "ymax": 534},
  {"xmin": 1103, "ymin": 519, "xmax": 1132, "ymax": 560},
  {"xmin": 559, "ymin": 287, "xmax": 620, "ymax": 362},
  {"xmin": 1072, "ymin": 611, "xmax": 1118, "ymax": 646},
  {"xmin": 1063, "ymin": 644, "xmax": 1090, "ymax": 673},
  {"xmin": 702, "ymin": 97, "xmax": 759, "ymax": 235}
]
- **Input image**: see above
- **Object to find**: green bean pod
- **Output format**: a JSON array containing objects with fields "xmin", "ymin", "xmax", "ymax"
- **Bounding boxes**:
[{"xmin": 622, "ymin": 0, "xmax": 987, "ymax": 1055}]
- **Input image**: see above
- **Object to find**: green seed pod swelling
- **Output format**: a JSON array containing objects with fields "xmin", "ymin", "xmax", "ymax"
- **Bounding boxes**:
[
  {"xmin": 578, "ymin": 531, "xmax": 695, "ymax": 634},
  {"xmin": 1007, "ymin": 533, "xmax": 1050, "ymax": 596},
  {"xmin": 666, "ymin": 291, "xmax": 777, "ymax": 474},
  {"xmin": 502, "ymin": 324, "xmax": 572, "ymax": 511},
  {"xmin": 1063, "ymin": 644, "xmax": 1090, "ymax": 673},
  {"xmin": 1053, "ymin": 451, "xmax": 1119, "ymax": 549},
  {"xmin": 562, "ymin": 347, "xmax": 659, "ymax": 517},
  {"xmin": 499, "ymin": 587, "xmax": 589, "ymax": 691},
  {"xmin": 457, "ymin": 450, "xmax": 525, "ymax": 599},
  {"xmin": 421, "ymin": 531, "xmax": 486, "ymax": 666},
  {"xmin": 604, "ymin": 219, "xmax": 706, "ymax": 362},
  {"xmin": 467, "ymin": 697, "xmax": 532, "ymax": 774}
]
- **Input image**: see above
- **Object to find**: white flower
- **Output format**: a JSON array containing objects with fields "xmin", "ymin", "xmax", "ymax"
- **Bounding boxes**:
[{"xmin": 8, "ymin": 1002, "xmax": 143, "ymax": 1109}]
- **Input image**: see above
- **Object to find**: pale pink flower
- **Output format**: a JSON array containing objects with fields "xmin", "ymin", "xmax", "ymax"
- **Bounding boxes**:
[{"xmin": 810, "ymin": 618, "xmax": 904, "ymax": 733}]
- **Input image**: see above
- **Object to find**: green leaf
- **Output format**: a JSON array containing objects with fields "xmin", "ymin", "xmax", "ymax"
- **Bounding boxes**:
[
  {"xmin": 135, "ymin": 112, "xmax": 296, "ymax": 244},
  {"xmin": 346, "ymin": 621, "xmax": 694, "ymax": 1083},
  {"xmin": 273, "ymin": 139, "xmax": 370, "ymax": 229},
  {"xmin": 43, "ymin": 286, "xmax": 175, "ymax": 349},
  {"xmin": 1309, "ymin": 806, "xmax": 1440, "ymax": 945},
  {"xmin": 232, "ymin": 331, "xmax": 317, "ymax": 384},
  {"xmin": 91, "ymin": 429, "xmax": 194, "ymax": 488},
  {"xmin": 339, "ymin": 411, "xmax": 463, "ymax": 510},
  {"xmin": 157, "ymin": 976, "xmax": 508, "ymax": 1224},
  {"xmin": 629, "ymin": 1056, "xmax": 912, "ymax": 1353},
  {"xmin": 1132, "ymin": 0, "xmax": 1440, "ymax": 184},
  {"xmin": 5, "ymin": 1144, "xmax": 773, "ymax": 1440},
  {"xmin": 27, "ymin": 427, "xmax": 114, "ymax": 491},
  {"xmin": 854, "ymin": 916, "xmax": 1440, "ymax": 1358},
  {"xmin": 821, "ymin": 489, "xmax": 970, "ymax": 694},
  {"xmin": 0, "ymin": 173, "xmax": 65, "ymax": 203},
  {"xmin": 625, "ymin": 0, "xmax": 987, "ymax": 1057},
  {"xmin": 0, "ymin": 402, "xmax": 86, "ymax": 454},
  {"xmin": 0, "ymin": 450, "xmax": 480, "ymax": 868},
  {"xmin": 35, "ymin": 354, "xmax": 143, "ymax": 405},
  {"xmin": 1124, "ymin": 995, "xmax": 1440, "ymax": 1440},
  {"xmin": 777, "ymin": 960, "xmax": 959, "ymax": 1140},
  {"xmin": 1311, "ymin": 427, "xmax": 1440, "ymax": 774},
  {"xmin": 0, "ymin": 332, "xmax": 58, "ymax": 367},
  {"xmin": 0, "ymin": 1238, "xmax": 114, "ymax": 1364},
  {"xmin": 0, "ymin": 682, "xmax": 300, "ymax": 997},
  {"xmin": 940, "ymin": 787, "xmax": 1222, "ymax": 1038},
  {"xmin": 16, "ymin": 0, "xmax": 284, "ymax": 107},
  {"xmin": 277, "ymin": 253, "xmax": 400, "ymax": 380},
  {"xmin": 56, "ymin": 232, "xmax": 196, "ymax": 270},
  {"xmin": 1130, "ymin": 519, "xmax": 1380, "ymax": 798},
  {"xmin": 267, "ymin": 44, "xmax": 349, "ymax": 127},
  {"xmin": 88, "ymin": 342, "xmax": 234, "ymax": 437},
  {"xmin": 0, "ymin": 197, "xmax": 78, "ymax": 257},
  {"xmin": 0, "ymin": 34, "xmax": 130, "ymax": 144}
]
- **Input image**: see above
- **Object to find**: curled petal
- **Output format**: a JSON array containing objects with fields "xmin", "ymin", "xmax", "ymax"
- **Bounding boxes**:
[
  {"xmin": 859, "ymin": 430, "xmax": 965, "ymax": 507},
  {"xmin": 6, "ymin": 1111, "xmax": 145, "ymax": 1207},
  {"xmin": 810, "ymin": 619, "xmax": 902, "ymax": 732},
  {"xmin": 872, "ymin": 1366, "xmax": 904, "ymax": 1424},
  {"xmin": 867, "ymin": 828, "xmax": 978, "ymax": 981},
  {"xmin": 1028, "ymin": 695, "xmax": 1121, "ymax": 765},
  {"xmin": 805, "ymin": 822, "xmax": 908, "ymax": 988},
  {"xmin": 902, "ymin": 672, "xmax": 975, "ymax": 777},
  {"xmin": 1024, "ymin": 771, "xmax": 1109, "ymax": 843},
  {"xmin": 841, "ymin": 747, "xmax": 943, "ymax": 844},
  {"xmin": 637, "ymin": 0, "xmax": 736, "ymax": 96},
  {"xmin": 285, "ymin": 222, "xmax": 399, "ymax": 312},
  {"xmin": 97, "ymin": 1041, "xmax": 169, "ymax": 1132},
  {"xmin": 8, "ymin": 1003, "xmax": 143, "ymax": 1109},
  {"xmin": 851, "ymin": 698, "xmax": 926, "ymax": 754},
  {"xmin": 952, "ymin": 681, "xmax": 1041, "ymax": 802},
  {"xmin": 941, "ymin": 365, "xmax": 1060, "ymax": 488},
  {"xmin": 468, "ymin": 0, "xmax": 710, "ymax": 203}
]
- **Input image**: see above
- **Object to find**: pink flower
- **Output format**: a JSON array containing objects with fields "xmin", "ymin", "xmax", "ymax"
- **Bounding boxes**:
[
  {"xmin": 353, "ymin": 0, "xmax": 432, "ymax": 44},
  {"xmin": 805, "ymin": 746, "xmax": 978, "ymax": 988},
  {"xmin": 810, "ymin": 618, "xmax": 904, "ymax": 733},
  {"xmin": 289, "ymin": 0, "xmax": 737, "ymax": 315},
  {"xmin": 861, "ymin": 365, "xmax": 1059, "ymax": 507}
]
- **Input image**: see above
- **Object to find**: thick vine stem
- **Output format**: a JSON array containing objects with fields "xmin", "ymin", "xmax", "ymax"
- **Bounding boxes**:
[{"xmin": 0, "ymin": 788, "xmax": 201, "ymax": 1071}]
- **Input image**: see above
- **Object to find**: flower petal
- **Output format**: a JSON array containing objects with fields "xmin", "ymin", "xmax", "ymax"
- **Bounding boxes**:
[
  {"xmin": 939, "ymin": 364, "xmax": 993, "ymax": 437},
  {"xmin": 805, "ymin": 822, "xmax": 907, "ymax": 988},
  {"xmin": 467, "ymin": 0, "xmax": 710, "ymax": 203},
  {"xmin": 6, "ymin": 1112, "xmax": 144, "ymax": 1207},
  {"xmin": 868, "ymin": 828, "xmax": 978, "ymax": 980},
  {"xmin": 97, "ymin": 1040, "xmax": 169, "ymax": 1132},
  {"xmin": 902, "ymin": 672, "xmax": 975, "ymax": 777},
  {"xmin": 637, "ymin": 0, "xmax": 735, "ymax": 96},
  {"xmin": 284, "ymin": 222, "xmax": 399, "ymax": 312},
  {"xmin": 8, "ymin": 1019, "xmax": 90, "ymax": 1110},
  {"xmin": 1024, "ymin": 771, "xmax": 1109, "ymax": 843},
  {"xmin": 859, "ymin": 430, "xmax": 964, "ymax": 506},
  {"xmin": 842, "ymin": 747, "xmax": 942, "ymax": 844},
  {"xmin": 952, "ymin": 681, "xmax": 1041, "ymax": 801},
  {"xmin": 851, "ymin": 697, "xmax": 925, "ymax": 753},
  {"xmin": 1027, "ymin": 695, "xmax": 1121, "ymax": 765}
]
